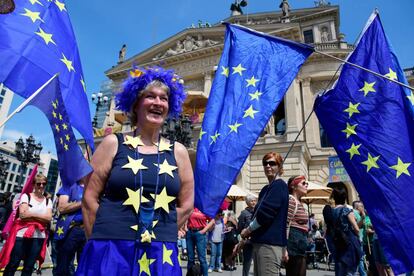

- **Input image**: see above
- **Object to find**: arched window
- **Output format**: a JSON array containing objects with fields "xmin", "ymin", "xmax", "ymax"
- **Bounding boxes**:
[{"xmin": 274, "ymin": 99, "xmax": 286, "ymax": 135}]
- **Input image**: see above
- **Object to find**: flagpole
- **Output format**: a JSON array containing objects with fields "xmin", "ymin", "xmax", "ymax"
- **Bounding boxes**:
[
  {"xmin": 0, "ymin": 73, "xmax": 60, "ymax": 128},
  {"xmin": 313, "ymin": 49, "xmax": 414, "ymax": 91}
]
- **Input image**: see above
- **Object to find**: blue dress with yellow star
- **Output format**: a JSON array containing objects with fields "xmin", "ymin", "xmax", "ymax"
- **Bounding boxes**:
[{"xmin": 76, "ymin": 133, "xmax": 182, "ymax": 276}]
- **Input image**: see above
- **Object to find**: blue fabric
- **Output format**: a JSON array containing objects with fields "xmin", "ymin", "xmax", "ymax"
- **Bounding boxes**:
[
  {"xmin": 194, "ymin": 23, "xmax": 313, "ymax": 217},
  {"xmin": 0, "ymin": 0, "xmax": 94, "ymax": 150},
  {"xmin": 54, "ymin": 184, "xmax": 76, "ymax": 241},
  {"xmin": 209, "ymin": 241, "xmax": 223, "ymax": 270},
  {"xmin": 314, "ymin": 12, "xmax": 414, "ymax": 274},
  {"xmin": 186, "ymin": 230, "xmax": 208, "ymax": 276},
  {"xmin": 91, "ymin": 133, "xmax": 180, "ymax": 242},
  {"xmin": 251, "ymin": 179, "xmax": 289, "ymax": 247},
  {"xmin": 69, "ymin": 184, "xmax": 83, "ymax": 223},
  {"xmin": 56, "ymin": 226, "xmax": 86, "ymax": 276},
  {"xmin": 76, "ymin": 240, "xmax": 181, "ymax": 276},
  {"xmin": 287, "ymin": 227, "xmax": 308, "ymax": 257},
  {"xmin": 26, "ymin": 78, "xmax": 92, "ymax": 189}
]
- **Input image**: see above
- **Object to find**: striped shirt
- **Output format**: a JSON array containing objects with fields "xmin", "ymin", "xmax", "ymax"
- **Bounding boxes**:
[{"xmin": 287, "ymin": 195, "xmax": 309, "ymax": 233}]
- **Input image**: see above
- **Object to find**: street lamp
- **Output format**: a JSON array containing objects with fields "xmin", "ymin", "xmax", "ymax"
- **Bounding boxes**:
[
  {"xmin": 161, "ymin": 115, "xmax": 193, "ymax": 148},
  {"xmin": 0, "ymin": 154, "xmax": 10, "ymax": 185},
  {"xmin": 14, "ymin": 135, "xmax": 42, "ymax": 192},
  {"xmin": 91, "ymin": 92, "xmax": 110, "ymax": 128}
]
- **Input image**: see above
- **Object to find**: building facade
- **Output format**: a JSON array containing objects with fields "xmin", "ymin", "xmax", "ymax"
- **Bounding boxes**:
[{"xmin": 0, "ymin": 84, "xmax": 14, "ymax": 139}]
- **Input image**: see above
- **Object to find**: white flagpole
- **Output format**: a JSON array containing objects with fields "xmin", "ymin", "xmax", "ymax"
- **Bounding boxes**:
[{"xmin": 0, "ymin": 73, "xmax": 59, "ymax": 128}]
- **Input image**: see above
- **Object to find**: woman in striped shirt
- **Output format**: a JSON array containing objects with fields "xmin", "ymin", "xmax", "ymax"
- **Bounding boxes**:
[{"xmin": 285, "ymin": 175, "xmax": 309, "ymax": 276}]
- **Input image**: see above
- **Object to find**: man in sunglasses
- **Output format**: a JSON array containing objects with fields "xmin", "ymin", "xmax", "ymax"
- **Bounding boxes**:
[{"xmin": 240, "ymin": 152, "xmax": 289, "ymax": 276}]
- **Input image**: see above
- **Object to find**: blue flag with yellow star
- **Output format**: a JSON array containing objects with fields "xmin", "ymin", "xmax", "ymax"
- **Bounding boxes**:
[
  {"xmin": 25, "ymin": 76, "xmax": 92, "ymax": 189},
  {"xmin": 194, "ymin": 23, "xmax": 313, "ymax": 217},
  {"xmin": 0, "ymin": 0, "xmax": 94, "ymax": 150},
  {"xmin": 314, "ymin": 12, "xmax": 414, "ymax": 274}
]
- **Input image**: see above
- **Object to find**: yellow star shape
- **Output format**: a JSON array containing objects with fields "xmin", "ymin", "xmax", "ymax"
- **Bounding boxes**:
[
  {"xmin": 52, "ymin": 111, "xmax": 57, "ymax": 118},
  {"xmin": 150, "ymin": 187, "xmax": 176, "ymax": 213},
  {"xmin": 344, "ymin": 102, "xmax": 360, "ymax": 118},
  {"xmin": 151, "ymin": 220, "xmax": 158, "ymax": 239},
  {"xmin": 80, "ymin": 76, "xmax": 87, "ymax": 92},
  {"xmin": 243, "ymin": 105, "xmax": 258, "ymax": 119},
  {"xmin": 52, "ymin": 101, "xmax": 57, "ymax": 109},
  {"xmin": 65, "ymin": 134, "xmax": 70, "ymax": 141},
  {"xmin": 124, "ymin": 135, "xmax": 144, "ymax": 149},
  {"xmin": 246, "ymin": 76, "xmax": 260, "ymax": 87},
  {"xmin": 163, "ymin": 244, "xmax": 174, "ymax": 266},
  {"xmin": 59, "ymin": 113, "xmax": 63, "ymax": 120},
  {"xmin": 62, "ymin": 123, "xmax": 68, "ymax": 130},
  {"xmin": 361, "ymin": 153, "xmax": 380, "ymax": 172},
  {"xmin": 29, "ymin": 0, "xmax": 43, "ymax": 6},
  {"xmin": 210, "ymin": 131, "xmax": 220, "ymax": 144},
  {"xmin": 138, "ymin": 252, "xmax": 156, "ymax": 276},
  {"xmin": 141, "ymin": 230, "xmax": 152, "ymax": 243},
  {"xmin": 123, "ymin": 187, "xmax": 149, "ymax": 214},
  {"xmin": 21, "ymin": 8, "xmax": 43, "ymax": 23},
  {"xmin": 56, "ymin": 226, "xmax": 64, "ymax": 236},
  {"xmin": 130, "ymin": 225, "xmax": 138, "ymax": 231},
  {"xmin": 249, "ymin": 90, "xmax": 262, "ymax": 101},
  {"xmin": 122, "ymin": 156, "xmax": 148, "ymax": 174},
  {"xmin": 228, "ymin": 122, "xmax": 242, "ymax": 133},
  {"xmin": 407, "ymin": 92, "xmax": 414, "ymax": 106},
  {"xmin": 390, "ymin": 157, "xmax": 411, "ymax": 178},
  {"xmin": 346, "ymin": 143, "xmax": 361, "ymax": 159},
  {"xmin": 384, "ymin": 68, "xmax": 397, "ymax": 81},
  {"xmin": 359, "ymin": 81, "xmax": 376, "ymax": 97},
  {"xmin": 59, "ymin": 137, "xmax": 63, "ymax": 145},
  {"xmin": 154, "ymin": 159, "xmax": 177, "ymax": 178},
  {"xmin": 221, "ymin": 66, "xmax": 229, "ymax": 77},
  {"xmin": 35, "ymin": 27, "xmax": 56, "ymax": 45},
  {"xmin": 155, "ymin": 138, "xmax": 172, "ymax": 152},
  {"xmin": 232, "ymin": 63, "xmax": 246, "ymax": 76},
  {"xmin": 61, "ymin": 215, "xmax": 66, "ymax": 221},
  {"xmin": 342, "ymin": 122, "xmax": 357, "ymax": 138},
  {"xmin": 54, "ymin": 0, "xmax": 67, "ymax": 12},
  {"xmin": 55, "ymin": 124, "xmax": 60, "ymax": 132},
  {"xmin": 60, "ymin": 53, "xmax": 75, "ymax": 72},
  {"xmin": 199, "ymin": 128, "xmax": 206, "ymax": 140},
  {"xmin": 64, "ymin": 144, "xmax": 69, "ymax": 151}
]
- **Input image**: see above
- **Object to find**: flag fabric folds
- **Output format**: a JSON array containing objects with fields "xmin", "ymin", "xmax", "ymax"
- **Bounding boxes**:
[
  {"xmin": 0, "ymin": 0, "xmax": 94, "ymax": 150},
  {"xmin": 26, "ymin": 76, "xmax": 92, "ymax": 189},
  {"xmin": 194, "ymin": 23, "xmax": 313, "ymax": 217},
  {"xmin": 314, "ymin": 11, "xmax": 414, "ymax": 274}
]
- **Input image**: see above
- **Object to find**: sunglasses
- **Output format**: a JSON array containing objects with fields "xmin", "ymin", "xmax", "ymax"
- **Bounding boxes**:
[
  {"xmin": 35, "ymin": 182, "xmax": 46, "ymax": 187},
  {"xmin": 262, "ymin": 160, "xmax": 277, "ymax": 167}
]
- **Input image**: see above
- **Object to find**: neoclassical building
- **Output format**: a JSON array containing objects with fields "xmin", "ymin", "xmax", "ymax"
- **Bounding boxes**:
[{"xmin": 91, "ymin": 3, "xmax": 410, "ymax": 213}]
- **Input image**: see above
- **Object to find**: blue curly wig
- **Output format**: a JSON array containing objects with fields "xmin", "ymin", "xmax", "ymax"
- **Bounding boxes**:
[{"xmin": 115, "ymin": 66, "xmax": 186, "ymax": 118}]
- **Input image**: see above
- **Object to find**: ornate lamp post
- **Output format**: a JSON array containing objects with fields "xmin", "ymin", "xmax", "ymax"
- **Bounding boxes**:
[
  {"xmin": 161, "ymin": 115, "xmax": 193, "ymax": 148},
  {"xmin": 0, "ymin": 154, "xmax": 10, "ymax": 185},
  {"xmin": 91, "ymin": 92, "xmax": 110, "ymax": 128},
  {"xmin": 14, "ymin": 135, "xmax": 42, "ymax": 192}
]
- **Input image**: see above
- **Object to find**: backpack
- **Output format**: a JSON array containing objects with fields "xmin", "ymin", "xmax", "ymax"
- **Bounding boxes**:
[
  {"xmin": 16, "ymin": 193, "xmax": 50, "ymax": 219},
  {"xmin": 332, "ymin": 207, "xmax": 349, "ymax": 252}
]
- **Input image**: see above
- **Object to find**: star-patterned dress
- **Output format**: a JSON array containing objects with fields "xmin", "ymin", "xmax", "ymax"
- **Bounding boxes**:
[{"xmin": 77, "ymin": 133, "xmax": 182, "ymax": 276}]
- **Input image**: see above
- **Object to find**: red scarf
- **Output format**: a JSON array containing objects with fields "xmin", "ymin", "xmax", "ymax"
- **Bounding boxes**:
[{"xmin": 0, "ymin": 219, "xmax": 48, "ymax": 268}]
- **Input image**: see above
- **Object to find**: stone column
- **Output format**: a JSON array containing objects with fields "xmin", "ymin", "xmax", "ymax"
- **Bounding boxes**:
[
  {"xmin": 301, "ymin": 78, "xmax": 319, "ymax": 148},
  {"xmin": 203, "ymin": 71, "xmax": 213, "ymax": 97},
  {"xmin": 284, "ymin": 79, "xmax": 303, "ymax": 141}
]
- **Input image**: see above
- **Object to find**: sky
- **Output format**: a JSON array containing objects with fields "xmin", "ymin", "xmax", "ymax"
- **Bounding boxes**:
[{"xmin": 2, "ymin": 0, "xmax": 413, "ymax": 155}]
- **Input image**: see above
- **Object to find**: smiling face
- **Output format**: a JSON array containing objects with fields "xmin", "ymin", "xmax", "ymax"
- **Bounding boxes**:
[
  {"xmin": 134, "ymin": 83, "xmax": 169, "ymax": 128},
  {"xmin": 33, "ymin": 175, "xmax": 47, "ymax": 194},
  {"xmin": 263, "ymin": 157, "xmax": 280, "ymax": 183}
]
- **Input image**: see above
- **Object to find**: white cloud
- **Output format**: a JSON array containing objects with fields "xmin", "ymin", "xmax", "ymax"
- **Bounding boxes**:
[{"xmin": 2, "ymin": 129, "xmax": 29, "ymax": 141}]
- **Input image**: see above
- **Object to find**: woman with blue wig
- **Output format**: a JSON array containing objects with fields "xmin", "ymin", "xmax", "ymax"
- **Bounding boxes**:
[{"xmin": 77, "ymin": 67, "xmax": 194, "ymax": 275}]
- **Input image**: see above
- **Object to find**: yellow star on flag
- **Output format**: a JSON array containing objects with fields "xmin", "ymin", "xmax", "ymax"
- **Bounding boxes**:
[
  {"xmin": 384, "ymin": 68, "xmax": 397, "ymax": 81},
  {"xmin": 390, "ymin": 157, "xmax": 411, "ymax": 178},
  {"xmin": 344, "ymin": 102, "xmax": 360, "ymax": 118},
  {"xmin": 342, "ymin": 123, "xmax": 357, "ymax": 138},
  {"xmin": 358, "ymin": 81, "xmax": 376, "ymax": 97},
  {"xmin": 228, "ymin": 122, "xmax": 242, "ymax": 133},
  {"xmin": 62, "ymin": 123, "xmax": 68, "ymax": 130},
  {"xmin": 61, "ymin": 215, "xmax": 66, "ymax": 221},
  {"xmin": 52, "ymin": 111, "xmax": 57, "ymax": 118},
  {"xmin": 361, "ymin": 153, "xmax": 380, "ymax": 172},
  {"xmin": 199, "ymin": 128, "xmax": 206, "ymax": 140},
  {"xmin": 141, "ymin": 230, "xmax": 152, "ymax": 243},
  {"xmin": 249, "ymin": 90, "xmax": 262, "ymax": 101},
  {"xmin": 123, "ymin": 187, "xmax": 149, "ymax": 214},
  {"xmin": 346, "ymin": 143, "xmax": 361, "ymax": 159},
  {"xmin": 210, "ymin": 131, "xmax": 220, "ymax": 144},
  {"xmin": 56, "ymin": 226, "xmax": 64, "ymax": 236},
  {"xmin": 150, "ymin": 220, "xmax": 158, "ymax": 239},
  {"xmin": 407, "ymin": 92, "xmax": 414, "ymax": 106},
  {"xmin": 64, "ymin": 144, "xmax": 69, "ymax": 151},
  {"xmin": 60, "ymin": 53, "xmax": 75, "ymax": 72},
  {"xmin": 221, "ymin": 66, "xmax": 229, "ymax": 77},
  {"xmin": 246, "ymin": 76, "xmax": 260, "ymax": 87},
  {"xmin": 243, "ymin": 105, "xmax": 258, "ymax": 119},
  {"xmin": 122, "ymin": 156, "xmax": 148, "ymax": 174},
  {"xmin": 52, "ymin": 101, "xmax": 57, "ymax": 109},
  {"xmin": 150, "ymin": 187, "xmax": 176, "ymax": 213},
  {"xmin": 54, "ymin": 0, "xmax": 67, "ymax": 12},
  {"xmin": 154, "ymin": 159, "xmax": 177, "ymax": 178},
  {"xmin": 29, "ymin": 0, "xmax": 43, "ymax": 6},
  {"xmin": 124, "ymin": 135, "xmax": 144, "ymax": 148},
  {"xmin": 80, "ymin": 77, "xmax": 87, "ymax": 92},
  {"xmin": 59, "ymin": 113, "xmax": 63, "ymax": 120},
  {"xmin": 130, "ymin": 225, "xmax": 138, "ymax": 231},
  {"xmin": 55, "ymin": 124, "xmax": 60, "ymax": 132},
  {"xmin": 232, "ymin": 64, "xmax": 246, "ymax": 76},
  {"xmin": 35, "ymin": 27, "xmax": 56, "ymax": 45},
  {"xmin": 65, "ymin": 134, "xmax": 70, "ymax": 141},
  {"xmin": 60, "ymin": 137, "xmax": 63, "ymax": 145},
  {"xmin": 138, "ymin": 252, "xmax": 156, "ymax": 276},
  {"xmin": 21, "ymin": 8, "xmax": 43, "ymax": 23},
  {"xmin": 155, "ymin": 138, "xmax": 172, "ymax": 152},
  {"xmin": 163, "ymin": 244, "xmax": 174, "ymax": 266}
]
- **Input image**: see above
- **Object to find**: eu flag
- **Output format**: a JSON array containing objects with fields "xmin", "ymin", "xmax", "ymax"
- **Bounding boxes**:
[
  {"xmin": 0, "ymin": 0, "xmax": 94, "ymax": 150},
  {"xmin": 314, "ymin": 12, "xmax": 414, "ymax": 274},
  {"xmin": 26, "ymin": 76, "xmax": 92, "ymax": 189},
  {"xmin": 194, "ymin": 23, "xmax": 313, "ymax": 217}
]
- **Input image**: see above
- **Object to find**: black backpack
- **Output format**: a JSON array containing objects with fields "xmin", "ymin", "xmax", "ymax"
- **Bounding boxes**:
[
  {"xmin": 16, "ymin": 193, "xmax": 50, "ymax": 219},
  {"xmin": 332, "ymin": 207, "xmax": 349, "ymax": 252}
]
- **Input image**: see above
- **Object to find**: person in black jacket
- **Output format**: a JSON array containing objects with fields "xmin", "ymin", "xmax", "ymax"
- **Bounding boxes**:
[{"xmin": 240, "ymin": 152, "xmax": 289, "ymax": 276}]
